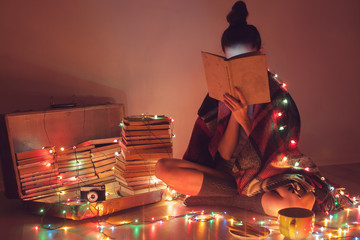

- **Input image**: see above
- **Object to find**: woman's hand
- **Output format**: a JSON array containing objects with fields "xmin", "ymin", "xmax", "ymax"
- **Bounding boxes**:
[{"xmin": 223, "ymin": 87, "xmax": 252, "ymax": 136}]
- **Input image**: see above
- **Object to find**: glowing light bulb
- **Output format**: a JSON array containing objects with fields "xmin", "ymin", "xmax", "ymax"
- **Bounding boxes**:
[
  {"xmin": 40, "ymin": 209, "xmax": 44, "ymax": 213},
  {"xmin": 60, "ymin": 147, "xmax": 65, "ymax": 151},
  {"xmin": 283, "ymin": 156, "xmax": 288, "ymax": 162},
  {"xmin": 305, "ymin": 167, "xmax": 310, "ymax": 172},
  {"xmin": 277, "ymin": 112, "xmax": 283, "ymax": 117},
  {"xmin": 46, "ymin": 162, "xmax": 51, "ymax": 167},
  {"xmin": 279, "ymin": 126, "xmax": 285, "ymax": 131},
  {"xmin": 282, "ymin": 83, "xmax": 287, "ymax": 88},
  {"xmin": 63, "ymin": 226, "xmax": 68, "ymax": 231},
  {"xmin": 274, "ymin": 74, "xmax": 278, "ymax": 78},
  {"xmin": 172, "ymin": 134, "xmax": 176, "ymax": 138},
  {"xmin": 282, "ymin": 99, "xmax": 288, "ymax": 104},
  {"xmin": 294, "ymin": 162, "xmax": 300, "ymax": 167},
  {"xmin": 35, "ymin": 226, "xmax": 39, "ymax": 230},
  {"xmin": 49, "ymin": 149, "xmax": 53, "ymax": 154},
  {"xmin": 154, "ymin": 115, "xmax": 158, "ymax": 119},
  {"xmin": 151, "ymin": 217, "xmax": 155, "ymax": 221},
  {"xmin": 171, "ymin": 118, "xmax": 175, "ymax": 122},
  {"xmin": 290, "ymin": 139, "xmax": 297, "ymax": 148},
  {"xmin": 113, "ymin": 139, "xmax": 118, "ymax": 143},
  {"xmin": 62, "ymin": 210, "xmax": 66, "ymax": 214},
  {"xmin": 321, "ymin": 177, "xmax": 325, "ymax": 181},
  {"xmin": 115, "ymin": 152, "xmax": 120, "ymax": 156}
]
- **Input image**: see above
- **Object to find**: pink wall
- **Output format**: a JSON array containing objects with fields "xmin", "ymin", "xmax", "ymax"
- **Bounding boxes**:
[{"xmin": 0, "ymin": 0, "xmax": 359, "ymax": 171}]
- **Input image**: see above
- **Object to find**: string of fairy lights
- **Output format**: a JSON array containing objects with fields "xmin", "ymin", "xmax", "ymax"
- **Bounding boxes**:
[
  {"xmin": 33, "ymin": 189, "xmax": 360, "ymax": 240},
  {"xmin": 32, "ymin": 114, "xmax": 176, "ymax": 197},
  {"xmin": 30, "ymin": 71, "xmax": 360, "ymax": 239}
]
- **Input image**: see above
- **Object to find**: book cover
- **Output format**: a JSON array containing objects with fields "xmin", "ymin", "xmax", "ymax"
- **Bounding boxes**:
[{"xmin": 201, "ymin": 51, "xmax": 271, "ymax": 105}]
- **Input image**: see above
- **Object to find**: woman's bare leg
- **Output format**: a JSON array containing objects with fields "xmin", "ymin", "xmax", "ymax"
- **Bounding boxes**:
[{"xmin": 155, "ymin": 158, "xmax": 234, "ymax": 195}]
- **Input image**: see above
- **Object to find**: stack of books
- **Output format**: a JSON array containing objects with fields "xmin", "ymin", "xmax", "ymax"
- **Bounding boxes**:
[
  {"xmin": 17, "ymin": 148, "xmax": 60, "ymax": 196},
  {"xmin": 16, "ymin": 138, "xmax": 122, "ymax": 198},
  {"xmin": 116, "ymin": 114, "xmax": 173, "ymax": 195},
  {"xmin": 79, "ymin": 138, "xmax": 122, "ymax": 180},
  {"xmin": 55, "ymin": 145, "xmax": 97, "ymax": 185},
  {"xmin": 17, "ymin": 145, "xmax": 99, "ymax": 197}
]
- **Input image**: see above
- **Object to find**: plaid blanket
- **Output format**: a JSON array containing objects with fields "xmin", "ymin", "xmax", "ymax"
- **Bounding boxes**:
[{"xmin": 182, "ymin": 70, "xmax": 351, "ymax": 212}]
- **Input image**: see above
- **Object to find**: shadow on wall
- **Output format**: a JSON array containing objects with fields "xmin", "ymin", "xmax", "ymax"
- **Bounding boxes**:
[
  {"xmin": 0, "ymin": 55, "xmax": 127, "ymax": 114},
  {"xmin": 0, "ymin": 55, "xmax": 128, "ymax": 192}
]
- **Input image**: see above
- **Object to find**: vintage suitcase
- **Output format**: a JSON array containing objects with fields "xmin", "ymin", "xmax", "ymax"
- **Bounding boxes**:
[{"xmin": 0, "ymin": 104, "xmax": 164, "ymax": 220}]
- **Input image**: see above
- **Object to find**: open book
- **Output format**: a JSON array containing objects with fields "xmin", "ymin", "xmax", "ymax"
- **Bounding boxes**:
[{"xmin": 201, "ymin": 51, "xmax": 271, "ymax": 105}]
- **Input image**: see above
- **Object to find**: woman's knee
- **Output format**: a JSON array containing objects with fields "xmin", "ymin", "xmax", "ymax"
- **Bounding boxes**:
[{"xmin": 155, "ymin": 158, "xmax": 173, "ymax": 180}]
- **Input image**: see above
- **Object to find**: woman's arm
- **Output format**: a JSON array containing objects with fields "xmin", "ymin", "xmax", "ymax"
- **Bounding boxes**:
[
  {"xmin": 217, "ymin": 113, "xmax": 240, "ymax": 160},
  {"xmin": 218, "ymin": 87, "xmax": 253, "ymax": 160}
]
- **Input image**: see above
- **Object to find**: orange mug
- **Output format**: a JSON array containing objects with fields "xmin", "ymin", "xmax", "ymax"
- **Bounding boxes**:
[{"xmin": 278, "ymin": 207, "xmax": 315, "ymax": 239}]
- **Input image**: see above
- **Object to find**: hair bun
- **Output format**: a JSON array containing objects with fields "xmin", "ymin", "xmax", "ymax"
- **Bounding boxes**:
[{"xmin": 226, "ymin": 1, "xmax": 248, "ymax": 26}]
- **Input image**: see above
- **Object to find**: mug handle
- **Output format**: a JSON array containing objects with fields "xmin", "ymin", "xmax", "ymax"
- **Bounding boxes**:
[{"xmin": 290, "ymin": 219, "xmax": 296, "ymax": 238}]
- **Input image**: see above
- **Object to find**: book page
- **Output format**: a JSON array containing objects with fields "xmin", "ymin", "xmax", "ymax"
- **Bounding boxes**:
[
  {"xmin": 201, "ymin": 52, "xmax": 231, "ymax": 101},
  {"xmin": 229, "ymin": 54, "xmax": 270, "ymax": 105}
]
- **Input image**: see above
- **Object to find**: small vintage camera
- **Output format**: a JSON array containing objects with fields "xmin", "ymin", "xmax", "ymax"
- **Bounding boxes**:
[{"xmin": 80, "ymin": 186, "xmax": 106, "ymax": 202}]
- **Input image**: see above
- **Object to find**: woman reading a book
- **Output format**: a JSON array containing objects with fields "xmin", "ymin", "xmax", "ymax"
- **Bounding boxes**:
[{"xmin": 155, "ymin": 1, "xmax": 349, "ymax": 216}]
